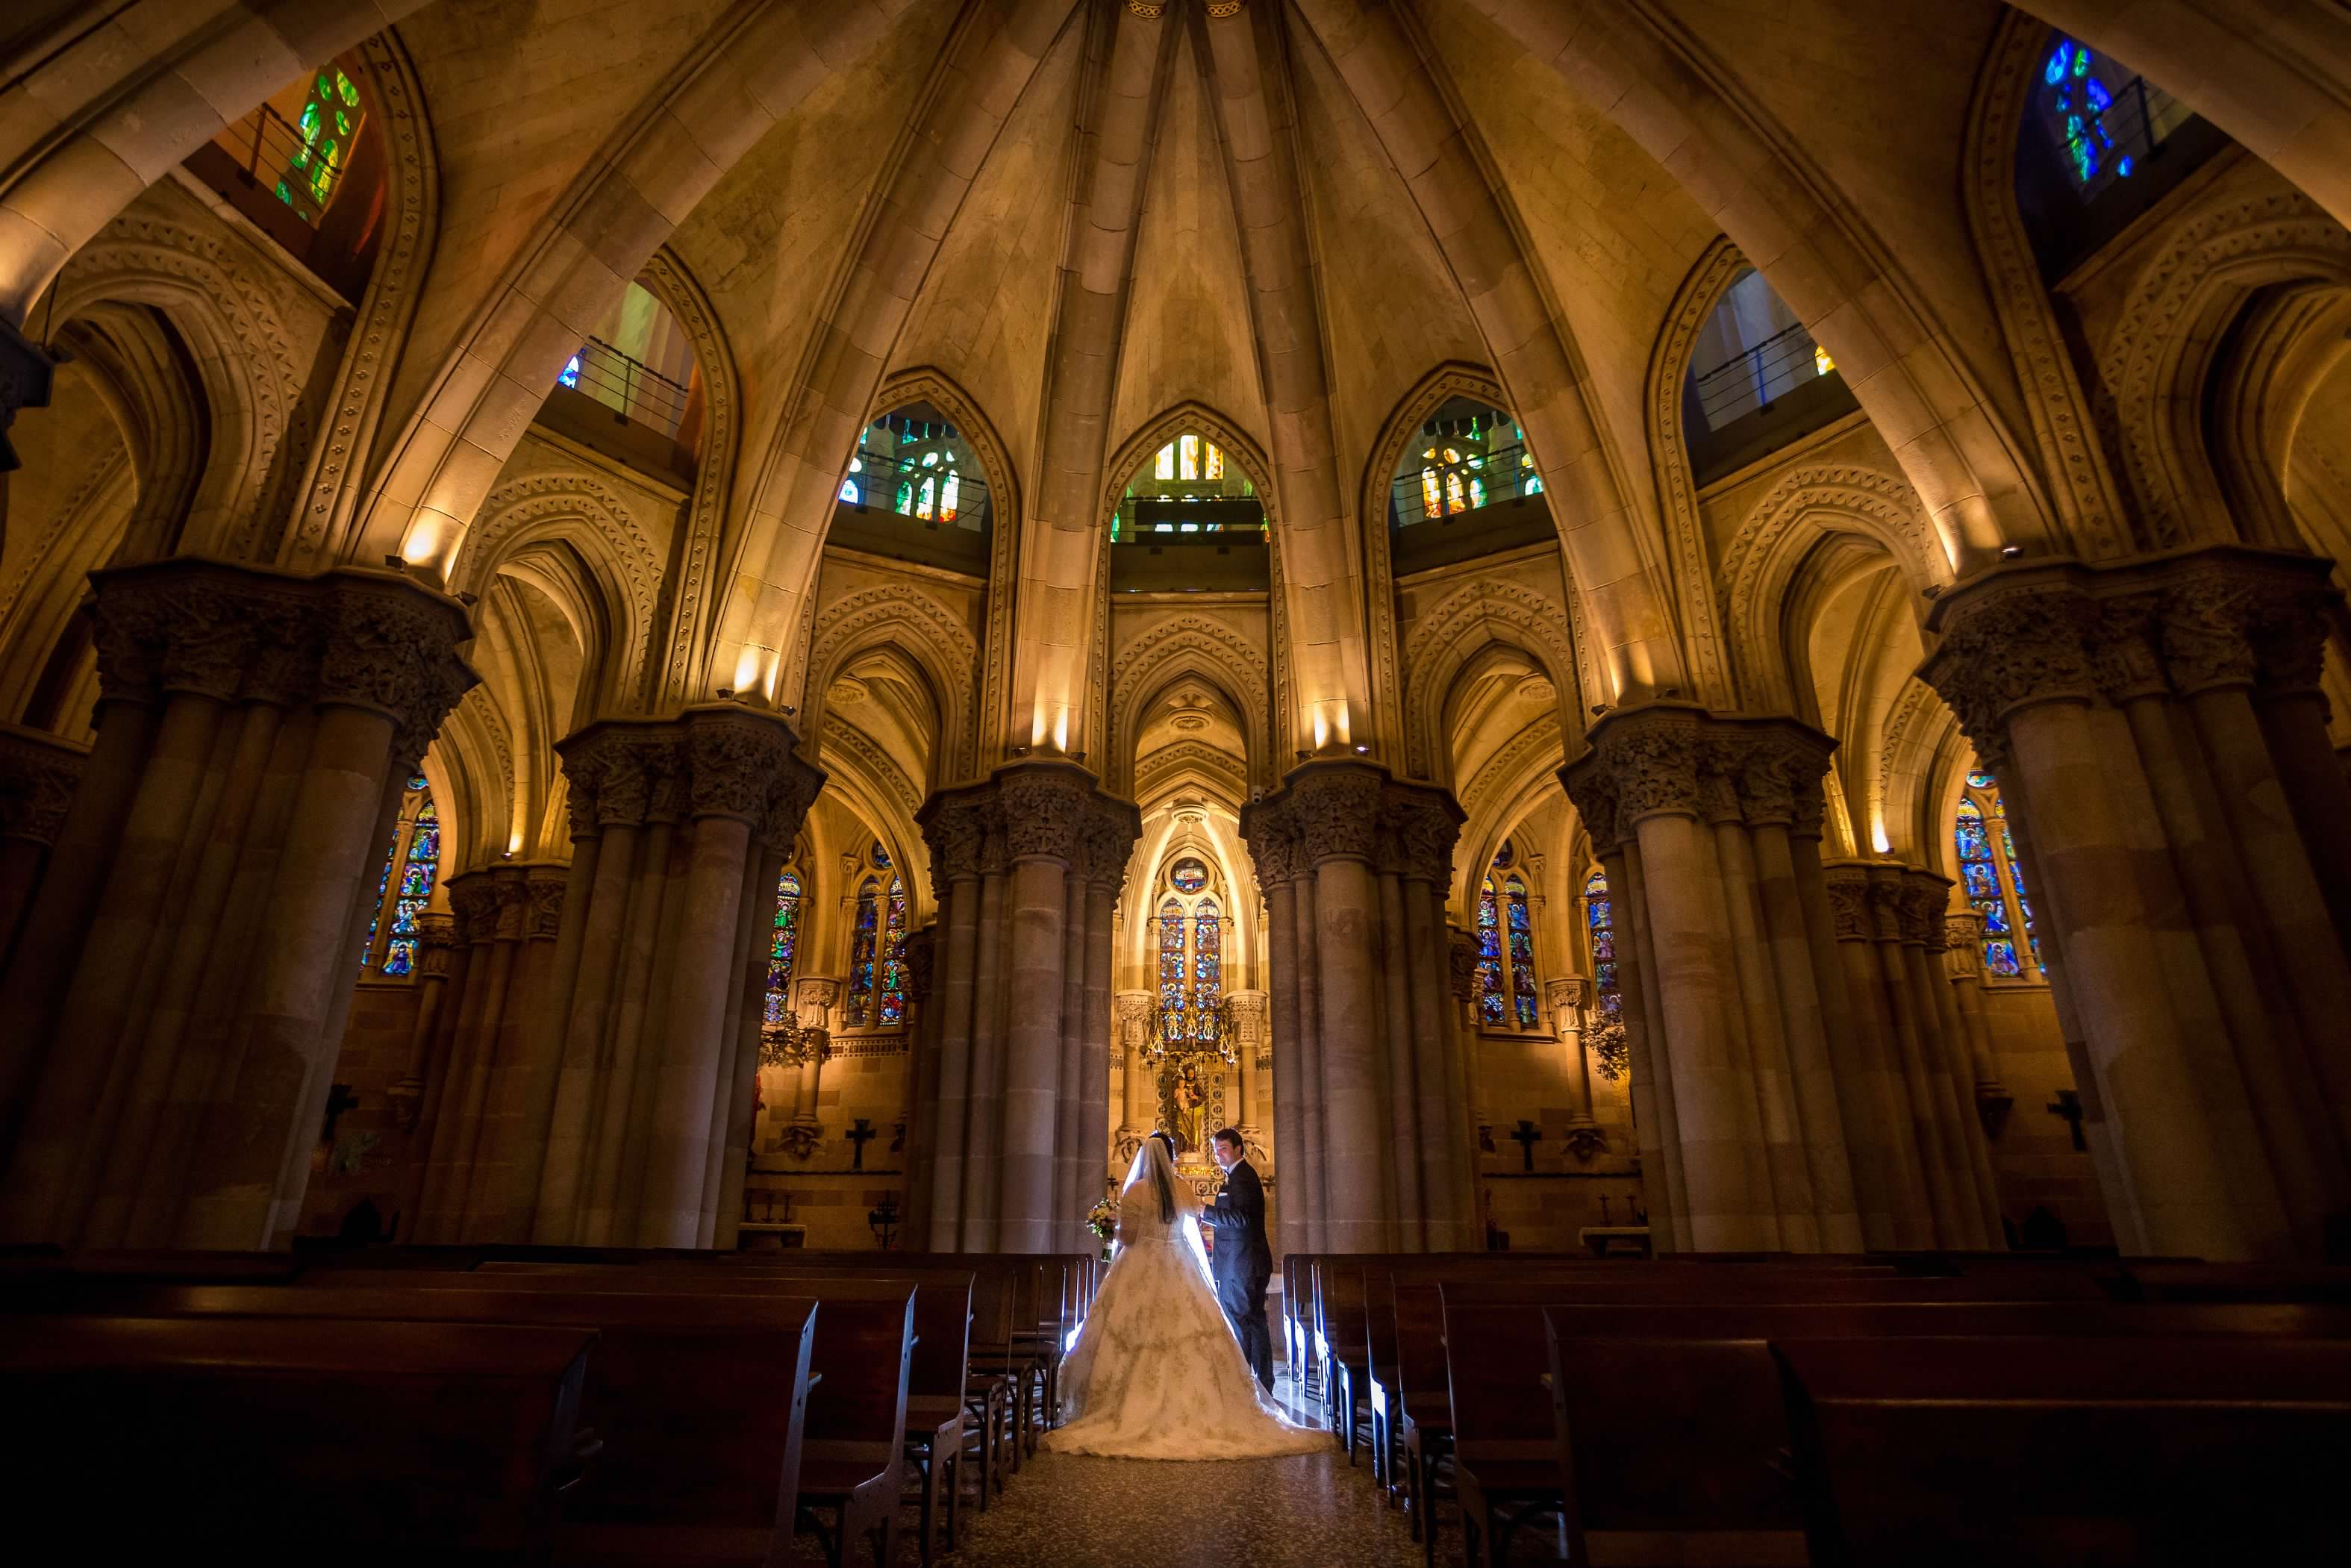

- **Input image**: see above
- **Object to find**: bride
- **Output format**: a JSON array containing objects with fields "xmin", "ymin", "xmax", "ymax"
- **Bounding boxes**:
[{"xmin": 1042, "ymin": 1132, "xmax": 1326, "ymax": 1460}]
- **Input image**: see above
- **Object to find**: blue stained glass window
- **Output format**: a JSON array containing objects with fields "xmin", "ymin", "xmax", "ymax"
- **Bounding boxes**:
[
  {"xmin": 1505, "ymin": 875, "xmax": 1537, "ymax": 1028},
  {"xmin": 872, "ymin": 840, "xmax": 890, "ymax": 870},
  {"xmin": 839, "ymin": 478, "xmax": 860, "ymax": 505},
  {"xmin": 364, "ymin": 782, "xmax": 438, "ymax": 976},
  {"xmin": 1586, "ymin": 867, "xmax": 1620, "ymax": 1022},
  {"xmin": 764, "ymin": 869, "xmax": 802, "ymax": 1027},
  {"xmin": 878, "ymin": 875, "xmax": 908, "ymax": 1026},
  {"xmin": 1193, "ymin": 898, "xmax": 1221, "ymax": 1043},
  {"xmin": 1955, "ymin": 790, "xmax": 2036, "ymax": 979},
  {"xmin": 1170, "ymin": 858, "xmax": 1208, "ymax": 893},
  {"xmin": 1492, "ymin": 839, "xmax": 1514, "ymax": 869},
  {"xmin": 1965, "ymin": 768, "xmax": 1996, "ymax": 790},
  {"xmin": 1991, "ymin": 796, "xmax": 2045, "ymax": 975},
  {"xmin": 1476, "ymin": 880, "xmax": 1505, "ymax": 1027},
  {"xmin": 845, "ymin": 878, "xmax": 880, "ymax": 1028},
  {"xmin": 1159, "ymin": 896, "xmax": 1187, "ymax": 1029},
  {"xmin": 558, "ymin": 352, "xmax": 583, "ymax": 389}
]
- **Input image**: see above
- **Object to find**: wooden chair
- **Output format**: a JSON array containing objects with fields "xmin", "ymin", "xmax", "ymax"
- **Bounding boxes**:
[
  {"xmin": 900, "ymin": 1275, "xmax": 974, "ymax": 1567},
  {"xmin": 0, "ymin": 1314, "xmax": 594, "ymax": 1564},
  {"xmin": 1776, "ymin": 1334, "xmax": 2351, "ymax": 1566},
  {"xmin": 1439, "ymin": 1291, "xmax": 1564, "ymax": 1568}
]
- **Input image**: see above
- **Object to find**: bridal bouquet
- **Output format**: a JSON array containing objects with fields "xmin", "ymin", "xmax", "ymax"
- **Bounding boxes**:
[{"xmin": 1087, "ymin": 1196, "xmax": 1119, "ymax": 1258}]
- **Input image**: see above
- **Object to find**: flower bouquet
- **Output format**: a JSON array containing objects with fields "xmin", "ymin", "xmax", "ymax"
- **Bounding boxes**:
[{"xmin": 1087, "ymin": 1196, "xmax": 1119, "ymax": 1261}]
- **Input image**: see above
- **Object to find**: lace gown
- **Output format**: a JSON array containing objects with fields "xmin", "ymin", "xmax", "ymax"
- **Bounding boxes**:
[{"xmin": 1041, "ymin": 1143, "xmax": 1326, "ymax": 1461}]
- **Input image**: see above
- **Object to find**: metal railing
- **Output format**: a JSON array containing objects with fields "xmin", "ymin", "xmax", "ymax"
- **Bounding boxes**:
[
  {"xmin": 1388, "ymin": 437, "xmax": 1543, "ymax": 528},
  {"xmin": 557, "ymin": 337, "xmax": 692, "ymax": 440},
  {"xmin": 843, "ymin": 449, "xmax": 990, "ymax": 531},
  {"xmin": 219, "ymin": 101, "xmax": 347, "ymax": 225},
  {"xmin": 2063, "ymin": 72, "xmax": 2183, "ymax": 203},
  {"xmin": 1691, "ymin": 322, "xmax": 1835, "ymax": 428}
]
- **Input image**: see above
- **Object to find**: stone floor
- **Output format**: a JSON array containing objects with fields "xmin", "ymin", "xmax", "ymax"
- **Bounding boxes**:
[{"xmin": 787, "ymin": 1369, "xmax": 1467, "ymax": 1567}]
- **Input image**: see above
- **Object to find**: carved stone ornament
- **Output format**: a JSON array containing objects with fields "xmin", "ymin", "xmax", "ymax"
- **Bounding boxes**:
[
  {"xmin": 1897, "ymin": 872, "xmax": 1951, "ymax": 948},
  {"xmin": 1083, "ymin": 796, "xmax": 1141, "ymax": 889},
  {"xmin": 1115, "ymin": 991, "xmax": 1154, "ymax": 1052},
  {"xmin": 1227, "ymin": 990, "xmax": 1269, "ymax": 1046},
  {"xmin": 0, "ymin": 724, "xmax": 86, "ymax": 846},
  {"xmin": 1239, "ymin": 802, "xmax": 1299, "ymax": 887},
  {"xmin": 997, "ymin": 764, "xmax": 1092, "ymax": 861},
  {"xmin": 1821, "ymin": 863, "xmax": 1873, "ymax": 943},
  {"xmin": 1943, "ymin": 910, "xmax": 1986, "ymax": 981},
  {"xmin": 903, "ymin": 926, "xmax": 936, "ymax": 1004},
  {"xmin": 525, "ymin": 869, "xmax": 567, "ymax": 939},
  {"xmin": 919, "ymin": 793, "xmax": 991, "ymax": 889},
  {"xmin": 416, "ymin": 911, "xmax": 461, "ymax": 977},
  {"xmin": 1287, "ymin": 763, "xmax": 1384, "ymax": 864},
  {"xmin": 558, "ymin": 706, "xmax": 820, "ymax": 843},
  {"xmin": 1447, "ymin": 926, "xmax": 1479, "ymax": 1002},
  {"xmin": 1863, "ymin": 869, "xmax": 1908, "ymax": 946},
  {"xmin": 1385, "ymin": 783, "xmax": 1464, "ymax": 884},
  {"xmin": 446, "ymin": 875, "xmax": 501, "ymax": 946},
  {"xmin": 87, "ymin": 560, "xmax": 475, "ymax": 752}
]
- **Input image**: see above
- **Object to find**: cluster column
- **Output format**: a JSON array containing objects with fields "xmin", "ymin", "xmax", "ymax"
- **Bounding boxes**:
[
  {"xmin": 528, "ymin": 705, "xmax": 822, "ymax": 1249},
  {"xmin": 1920, "ymin": 546, "xmax": 2351, "ymax": 1260},
  {"xmin": 0, "ymin": 722, "xmax": 84, "ymax": 957},
  {"xmin": 1562, "ymin": 706, "xmax": 1864, "ymax": 1252},
  {"xmin": 915, "ymin": 761, "xmax": 1137, "ymax": 1254},
  {"xmin": 409, "ymin": 861, "xmax": 568, "ymax": 1242},
  {"xmin": 0, "ymin": 557, "xmax": 475, "ymax": 1249},
  {"xmin": 1243, "ymin": 762, "xmax": 1473, "ymax": 1252}
]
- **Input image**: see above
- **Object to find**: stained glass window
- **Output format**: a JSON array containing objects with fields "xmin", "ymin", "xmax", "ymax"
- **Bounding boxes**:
[
  {"xmin": 1159, "ymin": 896, "xmax": 1187, "ymax": 1030},
  {"xmin": 362, "ymin": 775, "xmax": 438, "ymax": 976},
  {"xmin": 1193, "ymin": 898, "xmax": 1222, "ymax": 1044},
  {"xmin": 1585, "ymin": 866, "xmax": 1620, "ymax": 1021},
  {"xmin": 1492, "ymin": 839, "xmax": 1514, "ymax": 869},
  {"xmin": 845, "ymin": 878, "xmax": 880, "ymax": 1028},
  {"xmin": 878, "ymin": 875, "xmax": 908, "ymax": 1027},
  {"xmin": 764, "ymin": 868, "xmax": 802, "ymax": 1026},
  {"xmin": 274, "ymin": 66, "xmax": 363, "ymax": 224},
  {"xmin": 1505, "ymin": 875, "xmax": 1537, "ymax": 1028},
  {"xmin": 1475, "ymin": 879, "xmax": 1505, "ymax": 1028},
  {"xmin": 1955, "ymin": 771, "xmax": 2045, "ymax": 981},
  {"xmin": 559, "ymin": 352, "xmax": 583, "ymax": 389},
  {"xmin": 871, "ymin": 840, "xmax": 890, "ymax": 870},
  {"xmin": 1170, "ymin": 858, "xmax": 1208, "ymax": 894}
]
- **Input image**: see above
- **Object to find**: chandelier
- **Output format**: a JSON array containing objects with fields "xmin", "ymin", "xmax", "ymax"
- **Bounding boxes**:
[{"xmin": 1147, "ymin": 992, "xmax": 1237, "ymax": 1068}]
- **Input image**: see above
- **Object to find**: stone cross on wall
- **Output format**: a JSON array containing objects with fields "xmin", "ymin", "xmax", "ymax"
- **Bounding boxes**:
[
  {"xmin": 846, "ymin": 1117, "xmax": 879, "ymax": 1171},
  {"xmin": 2046, "ymin": 1089, "xmax": 2087, "ymax": 1152},
  {"xmin": 1509, "ymin": 1119, "xmax": 1544, "ymax": 1172}
]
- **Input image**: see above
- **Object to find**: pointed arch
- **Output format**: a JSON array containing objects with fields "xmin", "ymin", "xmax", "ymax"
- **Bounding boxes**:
[
  {"xmin": 799, "ymin": 584, "xmax": 979, "ymax": 790},
  {"xmin": 1644, "ymin": 240, "xmax": 1752, "ymax": 708},
  {"xmin": 459, "ymin": 472, "xmax": 664, "ymax": 709},
  {"xmin": 1107, "ymin": 613, "xmax": 1276, "ymax": 798},
  {"xmin": 1399, "ymin": 576, "xmax": 1584, "ymax": 786},
  {"xmin": 639, "ymin": 244, "xmax": 742, "ymax": 708}
]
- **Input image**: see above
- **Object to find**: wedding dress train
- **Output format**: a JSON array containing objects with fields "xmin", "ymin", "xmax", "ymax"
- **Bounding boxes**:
[{"xmin": 1040, "ymin": 1139, "xmax": 1326, "ymax": 1461}]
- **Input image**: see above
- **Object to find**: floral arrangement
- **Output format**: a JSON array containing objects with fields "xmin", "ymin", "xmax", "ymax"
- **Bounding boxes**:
[{"xmin": 1087, "ymin": 1196, "xmax": 1119, "ymax": 1258}]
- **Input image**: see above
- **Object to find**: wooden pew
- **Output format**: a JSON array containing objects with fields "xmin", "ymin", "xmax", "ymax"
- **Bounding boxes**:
[
  {"xmin": 7, "ymin": 1279, "xmax": 821, "ymax": 1567},
  {"xmin": 343, "ymin": 1264, "xmax": 917, "ymax": 1568},
  {"xmin": 1776, "ymin": 1334, "xmax": 2351, "ymax": 1565},
  {"xmin": 0, "ymin": 1314, "xmax": 594, "ymax": 1564}
]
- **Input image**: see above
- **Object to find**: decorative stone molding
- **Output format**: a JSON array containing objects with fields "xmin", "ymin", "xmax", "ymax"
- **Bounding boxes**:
[
  {"xmin": 999, "ymin": 765, "xmax": 1093, "ymax": 861},
  {"xmin": 559, "ymin": 705, "xmax": 822, "ymax": 845},
  {"xmin": 1647, "ymin": 241, "xmax": 1748, "ymax": 707},
  {"xmin": 902, "ymin": 927, "xmax": 934, "ymax": 1005},
  {"xmin": 1228, "ymin": 990, "xmax": 1269, "ymax": 1048},
  {"xmin": 1082, "ymin": 795, "xmax": 1142, "ymax": 892},
  {"xmin": 643, "ymin": 247, "xmax": 740, "ymax": 706},
  {"xmin": 1387, "ymin": 784, "xmax": 1465, "ymax": 886},
  {"xmin": 1920, "ymin": 548, "xmax": 2343, "ymax": 767},
  {"xmin": 87, "ymin": 559, "xmax": 476, "ymax": 772},
  {"xmin": 462, "ymin": 470, "xmax": 664, "ymax": 686},
  {"xmin": 1447, "ymin": 926, "xmax": 1478, "ymax": 1002},
  {"xmin": 1821, "ymin": 862, "xmax": 1872, "ymax": 943},
  {"xmin": 918, "ymin": 764, "xmax": 1135, "ymax": 890},
  {"xmin": 1862, "ymin": 866, "xmax": 1907, "ymax": 946},
  {"xmin": 1561, "ymin": 703, "xmax": 1835, "ymax": 846},
  {"xmin": 1288, "ymin": 763, "xmax": 1384, "ymax": 863},
  {"xmin": 447, "ymin": 875, "xmax": 501, "ymax": 946},
  {"xmin": 1896, "ymin": 871, "xmax": 1952, "ymax": 948},
  {"xmin": 1943, "ymin": 910, "xmax": 1986, "ymax": 981},
  {"xmin": 1106, "ymin": 615, "xmax": 1275, "ymax": 794},
  {"xmin": 802, "ymin": 583, "xmax": 980, "ymax": 784},
  {"xmin": 0, "ymin": 723, "xmax": 85, "ymax": 846},
  {"xmin": 525, "ymin": 867, "xmax": 567, "ymax": 939},
  {"xmin": 1399, "ymin": 573, "xmax": 1584, "ymax": 782}
]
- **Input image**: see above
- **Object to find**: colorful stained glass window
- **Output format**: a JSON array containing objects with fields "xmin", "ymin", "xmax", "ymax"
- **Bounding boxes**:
[
  {"xmin": 1159, "ymin": 896, "xmax": 1187, "ymax": 1027},
  {"xmin": 764, "ymin": 869, "xmax": 802, "ymax": 1026},
  {"xmin": 1505, "ymin": 875, "xmax": 1537, "ymax": 1028},
  {"xmin": 558, "ymin": 352, "xmax": 583, "ymax": 389},
  {"xmin": 1492, "ymin": 839, "xmax": 1514, "ymax": 869},
  {"xmin": 871, "ymin": 840, "xmax": 890, "ymax": 869},
  {"xmin": 878, "ymin": 875, "xmax": 908, "ymax": 1027},
  {"xmin": 1170, "ymin": 858, "xmax": 1208, "ymax": 893},
  {"xmin": 274, "ymin": 66, "xmax": 363, "ymax": 224},
  {"xmin": 362, "ymin": 778, "xmax": 438, "ymax": 976},
  {"xmin": 845, "ymin": 878, "xmax": 880, "ymax": 1028},
  {"xmin": 1955, "ymin": 772, "xmax": 2045, "ymax": 981},
  {"xmin": 1475, "ymin": 878, "xmax": 1505, "ymax": 1027},
  {"xmin": 1585, "ymin": 866, "xmax": 1620, "ymax": 1021},
  {"xmin": 1193, "ymin": 898, "xmax": 1222, "ymax": 1043}
]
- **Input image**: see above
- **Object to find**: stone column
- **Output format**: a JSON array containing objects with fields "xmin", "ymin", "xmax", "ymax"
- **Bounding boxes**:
[
  {"xmin": 1911, "ymin": 881, "xmax": 2005, "ymax": 1242},
  {"xmin": 917, "ymin": 762, "xmax": 1136, "ymax": 1252},
  {"xmin": 1921, "ymin": 546, "xmax": 2351, "ymax": 1259},
  {"xmin": 1820, "ymin": 861, "xmax": 1938, "ymax": 1248},
  {"xmin": 1078, "ymin": 809, "xmax": 1122, "ymax": 1232},
  {"xmin": 1228, "ymin": 990, "xmax": 1268, "ymax": 1158},
  {"xmin": 0, "ymin": 558, "xmax": 473, "ymax": 1250},
  {"xmin": 1939, "ymin": 909, "xmax": 2011, "ymax": 1126},
  {"xmin": 528, "ymin": 705, "xmax": 821, "ymax": 1247},
  {"xmin": 1114, "ymin": 990, "xmax": 1154, "ymax": 1163},
  {"xmin": 1563, "ymin": 705, "xmax": 1864, "ymax": 1252},
  {"xmin": 919, "ymin": 805, "xmax": 984, "ymax": 1248},
  {"xmin": 899, "ymin": 925, "xmax": 939, "ymax": 1245},
  {"xmin": 1446, "ymin": 926, "xmax": 1488, "ymax": 1246},
  {"xmin": 1549, "ymin": 976, "xmax": 1605, "ymax": 1160},
  {"xmin": 1245, "ymin": 763, "xmax": 1471, "ymax": 1252},
  {"xmin": 774, "ymin": 977, "xmax": 839, "ymax": 1158},
  {"xmin": 0, "ymin": 722, "xmax": 84, "ymax": 963}
]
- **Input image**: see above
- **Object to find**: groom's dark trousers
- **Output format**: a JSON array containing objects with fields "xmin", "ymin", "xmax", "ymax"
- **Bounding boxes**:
[{"xmin": 1199, "ymin": 1156, "xmax": 1276, "ymax": 1390}]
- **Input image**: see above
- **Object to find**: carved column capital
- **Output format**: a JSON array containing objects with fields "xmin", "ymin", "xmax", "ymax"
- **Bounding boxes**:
[
  {"xmin": 416, "ymin": 911, "xmax": 461, "ymax": 976},
  {"xmin": 1240, "ymin": 799, "xmax": 1300, "ymax": 888},
  {"xmin": 1820, "ymin": 860, "xmax": 1873, "ymax": 943},
  {"xmin": 1943, "ymin": 910, "xmax": 1986, "ymax": 980},
  {"xmin": 1082, "ymin": 795, "xmax": 1142, "ymax": 890},
  {"xmin": 1285, "ymin": 760, "xmax": 1385, "ymax": 864},
  {"xmin": 1898, "ymin": 869, "xmax": 1953, "ymax": 949},
  {"xmin": 446, "ymin": 872, "xmax": 501, "ymax": 946},
  {"xmin": 1547, "ymin": 975, "xmax": 1590, "ymax": 1016},
  {"xmin": 559, "ymin": 706, "xmax": 820, "ymax": 842},
  {"xmin": 1227, "ymin": 989, "xmax": 1269, "ymax": 1046},
  {"xmin": 1862, "ymin": 863, "xmax": 1908, "ymax": 945},
  {"xmin": 1115, "ymin": 990, "xmax": 1155, "ymax": 1051},
  {"xmin": 523, "ymin": 866, "xmax": 567, "ymax": 939},
  {"xmin": 997, "ymin": 762, "xmax": 1093, "ymax": 862},
  {"xmin": 903, "ymin": 926, "xmax": 936, "ymax": 1004},
  {"xmin": 1382, "ymin": 781, "xmax": 1464, "ymax": 884},
  {"xmin": 793, "ymin": 976, "xmax": 842, "ymax": 1023},
  {"xmin": 0, "ymin": 723, "xmax": 87, "ymax": 847}
]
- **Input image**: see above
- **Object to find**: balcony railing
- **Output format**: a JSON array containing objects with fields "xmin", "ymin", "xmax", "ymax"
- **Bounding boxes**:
[
  {"xmin": 218, "ymin": 101, "xmax": 349, "ymax": 226},
  {"xmin": 1388, "ymin": 437, "xmax": 1544, "ymax": 528},
  {"xmin": 557, "ymin": 337, "xmax": 692, "ymax": 440},
  {"xmin": 1691, "ymin": 322, "xmax": 1837, "ymax": 431},
  {"xmin": 842, "ymin": 449, "xmax": 990, "ymax": 532}
]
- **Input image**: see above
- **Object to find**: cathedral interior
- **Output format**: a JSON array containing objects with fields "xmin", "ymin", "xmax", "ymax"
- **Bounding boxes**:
[{"xmin": 4, "ymin": 0, "xmax": 2351, "ymax": 1558}]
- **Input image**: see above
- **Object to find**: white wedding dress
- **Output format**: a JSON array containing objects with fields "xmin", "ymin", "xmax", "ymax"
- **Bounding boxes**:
[{"xmin": 1041, "ymin": 1139, "xmax": 1326, "ymax": 1461}]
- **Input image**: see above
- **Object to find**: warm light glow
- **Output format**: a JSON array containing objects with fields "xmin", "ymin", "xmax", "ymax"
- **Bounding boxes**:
[
  {"xmin": 733, "ymin": 646, "xmax": 767, "ymax": 698},
  {"xmin": 400, "ymin": 517, "xmax": 446, "ymax": 569},
  {"xmin": 1814, "ymin": 343, "xmax": 1835, "ymax": 376},
  {"xmin": 508, "ymin": 830, "xmax": 524, "ymax": 855},
  {"xmin": 1871, "ymin": 820, "xmax": 1892, "ymax": 855}
]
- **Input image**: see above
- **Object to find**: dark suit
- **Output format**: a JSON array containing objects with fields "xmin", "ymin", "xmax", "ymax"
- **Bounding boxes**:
[{"xmin": 1197, "ymin": 1156, "xmax": 1275, "ymax": 1390}]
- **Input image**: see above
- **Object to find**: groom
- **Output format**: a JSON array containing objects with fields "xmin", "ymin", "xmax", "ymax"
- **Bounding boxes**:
[{"xmin": 1198, "ymin": 1126, "xmax": 1275, "ymax": 1391}]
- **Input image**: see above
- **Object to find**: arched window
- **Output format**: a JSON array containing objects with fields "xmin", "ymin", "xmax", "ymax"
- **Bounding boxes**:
[
  {"xmin": 763, "ymin": 868, "xmax": 803, "ymax": 1025},
  {"xmin": 843, "ymin": 870, "xmax": 909, "ymax": 1029},
  {"xmin": 1955, "ymin": 769, "xmax": 2046, "ymax": 981},
  {"xmin": 1193, "ymin": 897, "xmax": 1222, "ymax": 1046},
  {"xmin": 361, "ymin": 775, "xmax": 439, "ymax": 976},
  {"xmin": 1474, "ymin": 839, "xmax": 1543, "ymax": 1032},
  {"xmin": 1584, "ymin": 866, "xmax": 1620, "ymax": 1021},
  {"xmin": 1158, "ymin": 895, "xmax": 1188, "ymax": 1035},
  {"xmin": 1152, "ymin": 862, "xmax": 1227, "ymax": 1047},
  {"xmin": 2035, "ymin": 36, "xmax": 2190, "ymax": 198},
  {"xmin": 846, "ymin": 406, "xmax": 991, "ymax": 537},
  {"xmin": 1111, "ymin": 433, "xmax": 1259, "ymax": 540},
  {"xmin": 1391, "ymin": 399, "xmax": 1536, "ymax": 530}
]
